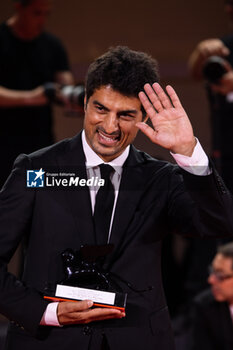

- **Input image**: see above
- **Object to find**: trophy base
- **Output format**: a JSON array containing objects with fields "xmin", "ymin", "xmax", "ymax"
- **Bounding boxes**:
[{"xmin": 44, "ymin": 284, "xmax": 127, "ymax": 311}]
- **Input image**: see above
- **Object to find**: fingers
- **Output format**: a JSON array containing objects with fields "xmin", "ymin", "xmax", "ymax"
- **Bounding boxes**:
[
  {"xmin": 139, "ymin": 90, "xmax": 157, "ymax": 118},
  {"xmin": 83, "ymin": 307, "xmax": 125, "ymax": 323},
  {"xmin": 136, "ymin": 121, "xmax": 157, "ymax": 143},
  {"xmin": 148, "ymin": 83, "xmax": 173, "ymax": 109},
  {"xmin": 139, "ymin": 82, "xmax": 182, "ymax": 116},
  {"xmin": 210, "ymin": 71, "xmax": 233, "ymax": 95},
  {"xmin": 57, "ymin": 300, "xmax": 125, "ymax": 325},
  {"xmin": 198, "ymin": 39, "xmax": 230, "ymax": 58},
  {"xmin": 140, "ymin": 83, "xmax": 172, "ymax": 113},
  {"xmin": 165, "ymin": 85, "xmax": 182, "ymax": 108},
  {"xmin": 59, "ymin": 299, "xmax": 93, "ymax": 313},
  {"xmin": 57, "ymin": 300, "xmax": 92, "ymax": 324}
]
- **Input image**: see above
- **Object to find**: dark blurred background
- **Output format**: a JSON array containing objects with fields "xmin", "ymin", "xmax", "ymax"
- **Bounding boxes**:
[
  {"xmin": 1, "ymin": 0, "xmax": 228, "ymax": 160},
  {"xmin": 0, "ymin": 1, "xmax": 231, "ymax": 348}
]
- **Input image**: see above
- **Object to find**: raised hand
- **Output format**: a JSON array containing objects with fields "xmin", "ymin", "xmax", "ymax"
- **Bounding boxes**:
[
  {"xmin": 137, "ymin": 83, "xmax": 196, "ymax": 156},
  {"xmin": 211, "ymin": 70, "xmax": 233, "ymax": 95},
  {"xmin": 188, "ymin": 39, "xmax": 230, "ymax": 79},
  {"xmin": 196, "ymin": 39, "xmax": 230, "ymax": 59}
]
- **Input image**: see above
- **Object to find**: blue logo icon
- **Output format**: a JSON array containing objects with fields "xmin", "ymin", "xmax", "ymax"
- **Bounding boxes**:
[{"xmin": 27, "ymin": 168, "xmax": 45, "ymax": 188}]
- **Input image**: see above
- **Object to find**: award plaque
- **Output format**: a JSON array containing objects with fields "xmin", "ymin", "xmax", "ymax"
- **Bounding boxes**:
[{"xmin": 44, "ymin": 244, "xmax": 127, "ymax": 311}]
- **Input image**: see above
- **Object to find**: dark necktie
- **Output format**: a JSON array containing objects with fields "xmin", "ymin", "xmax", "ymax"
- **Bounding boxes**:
[{"xmin": 94, "ymin": 164, "xmax": 115, "ymax": 245}]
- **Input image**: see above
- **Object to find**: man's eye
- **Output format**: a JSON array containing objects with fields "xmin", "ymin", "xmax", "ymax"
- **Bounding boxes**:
[
  {"xmin": 120, "ymin": 114, "xmax": 134, "ymax": 120},
  {"xmin": 96, "ymin": 106, "xmax": 105, "ymax": 112}
]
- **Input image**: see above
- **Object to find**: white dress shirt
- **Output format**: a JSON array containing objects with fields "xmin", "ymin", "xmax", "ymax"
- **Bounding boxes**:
[
  {"xmin": 229, "ymin": 304, "xmax": 233, "ymax": 322},
  {"xmin": 82, "ymin": 131, "xmax": 130, "ymax": 242},
  {"xmin": 40, "ymin": 131, "xmax": 209, "ymax": 326}
]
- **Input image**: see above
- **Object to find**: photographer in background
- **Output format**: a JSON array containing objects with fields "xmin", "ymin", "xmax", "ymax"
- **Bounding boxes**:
[
  {"xmin": 188, "ymin": 0, "xmax": 233, "ymax": 193},
  {"xmin": 0, "ymin": 0, "xmax": 75, "ymax": 188},
  {"xmin": 190, "ymin": 242, "xmax": 233, "ymax": 350}
]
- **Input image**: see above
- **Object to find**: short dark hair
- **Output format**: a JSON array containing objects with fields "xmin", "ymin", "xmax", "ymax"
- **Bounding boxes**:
[
  {"xmin": 85, "ymin": 46, "xmax": 159, "ymax": 105},
  {"xmin": 217, "ymin": 242, "xmax": 233, "ymax": 268}
]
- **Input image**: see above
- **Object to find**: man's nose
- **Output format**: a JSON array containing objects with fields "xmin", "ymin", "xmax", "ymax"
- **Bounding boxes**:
[{"xmin": 102, "ymin": 113, "xmax": 119, "ymax": 134}]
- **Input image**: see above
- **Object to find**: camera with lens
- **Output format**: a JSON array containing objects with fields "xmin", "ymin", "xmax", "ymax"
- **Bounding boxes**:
[
  {"xmin": 202, "ymin": 56, "xmax": 229, "ymax": 84},
  {"xmin": 60, "ymin": 85, "xmax": 85, "ymax": 107},
  {"xmin": 43, "ymin": 82, "xmax": 85, "ymax": 108}
]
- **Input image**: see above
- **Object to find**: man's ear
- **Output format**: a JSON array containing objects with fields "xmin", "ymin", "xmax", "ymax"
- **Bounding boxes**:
[
  {"xmin": 84, "ymin": 95, "xmax": 87, "ymax": 111},
  {"xmin": 143, "ymin": 114, "xmax": 149, "ymax": 123},
  {"xmin": 141, "ymin": 109, "xmax": 149, "ymax": 122}
]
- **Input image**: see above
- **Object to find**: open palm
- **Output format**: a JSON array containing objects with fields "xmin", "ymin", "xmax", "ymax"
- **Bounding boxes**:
[{"xmin": 137, "ymin": 83, "xmax": 196, "ymax": 156}]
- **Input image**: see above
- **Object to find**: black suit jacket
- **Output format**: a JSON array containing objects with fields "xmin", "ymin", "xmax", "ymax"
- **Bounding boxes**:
[
  {"xmin": 0, "ymin": 132, "xmax": 233, "ymax": 350},
  {"xmin": 190, "ymin": 289, "xmax": 233, "ymax": 350}
]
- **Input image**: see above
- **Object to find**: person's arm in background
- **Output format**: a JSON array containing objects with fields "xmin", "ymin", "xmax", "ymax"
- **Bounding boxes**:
[
  {"xmin": 0, "ymin": 85, "xmax": 48, "ymax": 107},
  {"xmin": 0, "ymin": 28, "xmax": 74, "ymax": 109},
  {"xmin": 188, "ymin": 38, "xmax": 230, "ymax": 79},
  {"xmin": 0, "ymin": 70, "xmax": 74, "ymax": 108},
  {"xmin": 188, "ymin": 38, "xmax": 233, "ymax": 96}
]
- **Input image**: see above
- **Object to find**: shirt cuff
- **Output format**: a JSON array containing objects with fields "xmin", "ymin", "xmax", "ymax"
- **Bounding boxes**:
[
  {"xmin": 40, "ymin": 302, "xmax": 62, "ymax": 327},
  {"xmin": 170, "ymin": 139, "xmax": 211, "ymax": 176}
]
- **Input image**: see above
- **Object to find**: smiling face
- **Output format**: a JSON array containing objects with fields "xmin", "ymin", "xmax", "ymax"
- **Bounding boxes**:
[
  {"xmin": 83, "ymin": 85, "xmax": 143, "ymax": 162},
  {"xmin": 208, "ymin": 253, "xmax": 233, "ymax": 304}
]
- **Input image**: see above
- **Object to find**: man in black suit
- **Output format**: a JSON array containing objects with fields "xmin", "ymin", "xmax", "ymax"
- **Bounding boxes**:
[
  {"xmin": 0, "ymin": 46, "xmax": 233, "ymax": 350},
  {"xmin": 190, "ymin": 242, "xmax": 233, "ymax": 350}
]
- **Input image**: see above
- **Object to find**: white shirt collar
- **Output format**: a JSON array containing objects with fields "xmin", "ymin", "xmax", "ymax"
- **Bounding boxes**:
[{"xmin": 81, "ymin": 130, "xmax": 129, "ymax": 175}]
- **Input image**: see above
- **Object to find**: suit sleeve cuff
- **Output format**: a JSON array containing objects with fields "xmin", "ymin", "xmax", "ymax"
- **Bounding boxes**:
[
  {"xmin": 170, "ymin": 139, "xmax": 211, "ymax": 176},
  {"xmin": 40, "ymin": 302, "xmax": 62, "ymax": 327}
]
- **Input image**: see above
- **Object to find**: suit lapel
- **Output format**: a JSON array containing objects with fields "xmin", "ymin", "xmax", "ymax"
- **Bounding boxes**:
[
  {"xmin": 56, "ymin": 132, "xmax": 96, "ymax": 246},
  {"xmin": 220, "ymin": 303, "xmax": 233, "ymax": 348},
  {"xmin": 108, "ymin": 146, "xmax": 146, "ymax": 263},
  {"xmin": 55, "ymin": 137, "xmax": 147, "ymax": 253}
]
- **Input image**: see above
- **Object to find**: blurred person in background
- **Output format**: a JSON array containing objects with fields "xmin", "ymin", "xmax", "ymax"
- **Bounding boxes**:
[
  {"xmin": 183, "ymin": 1, "xmax": 233, "ymax": 308},
  {"xmin": 0, "ymin": 0, "xmax": 74, "ymax": 188},
  {"xmin": 190, "ymin": 242, "xmax": 233, "ymax": 350},
  {"xmin": 188, "ymin": 0, "xmax": 233, "ymax": 193}
]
